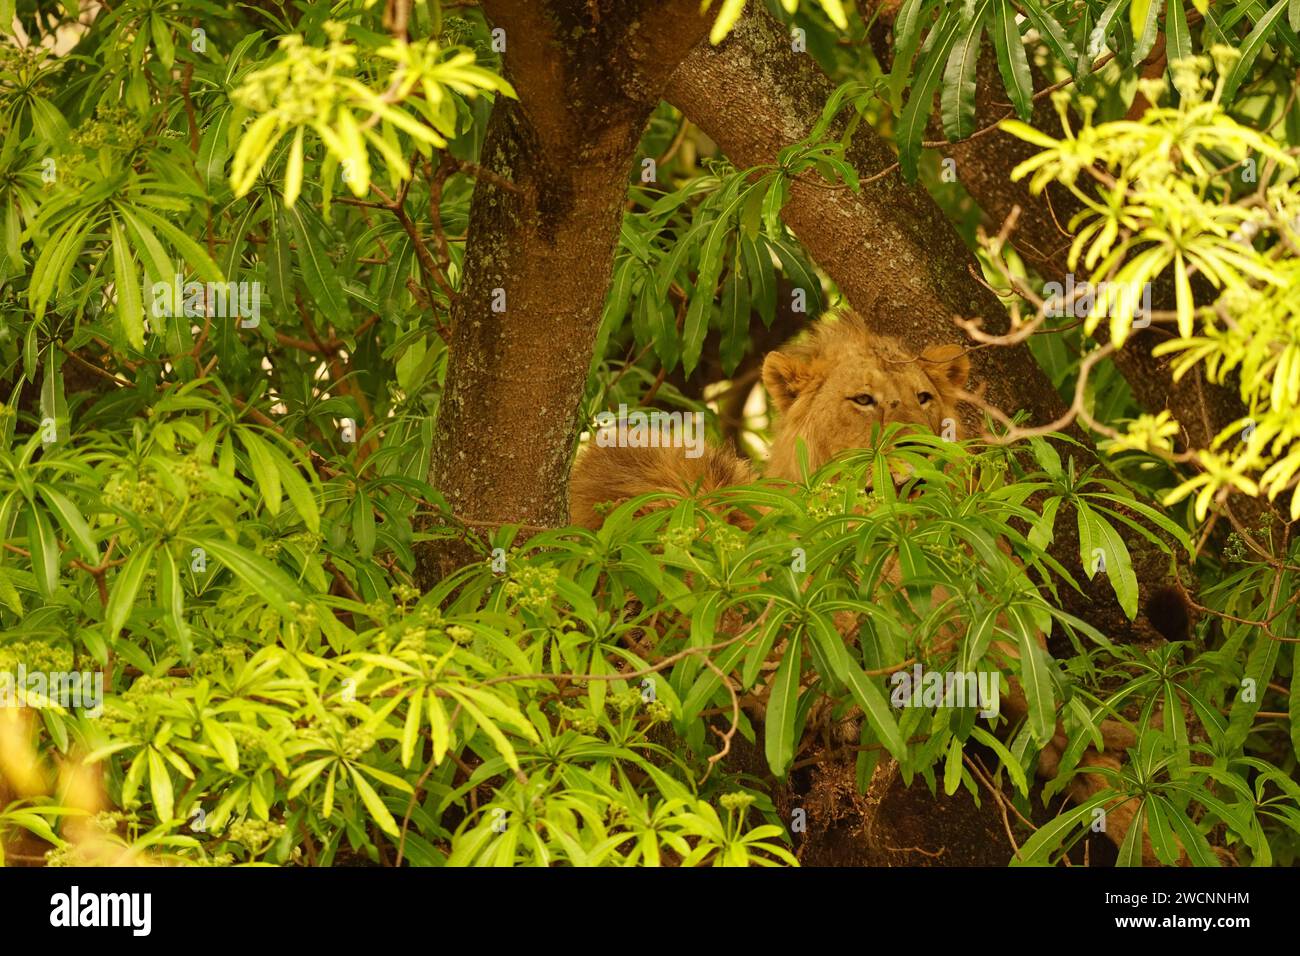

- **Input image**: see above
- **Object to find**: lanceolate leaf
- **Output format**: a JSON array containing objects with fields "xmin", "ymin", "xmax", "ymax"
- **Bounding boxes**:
[
  {"xmin": 1166, "ymin": 0, "xmax": 1193, "ymax": 65},
  {"xmin": 24, "ymin": 502, "xmax": 59, "ymax": 597},
  {"xmin": 1019, "ymin": 1, "xmax": 1079, "ymax": 69},
  {"xmin": 1223, "ymin": 0, "xmax": 1290, "ymax": 102},
  {"xmin": 941, "ymin": 0, "xmax": 991, "ymax": 141},
  {"xmin": 110, "ymin": 217, "xmax": 145, "ymax": 350},
  {"xmin": 1130, "ymin": 0, "xmax": 1166, "ymax": 62},
  {"xmin": 765, "ymin": 634, "xmax": 803, "ymax": 777},
  {"xmin": 899, "ymin": 11, "xmax": 962, "ymax": 180},
  {"xmin": 105, "ymin": 543, "xmax": 158, "ymax": 641},
  {"xmin": 285, "ymin": 204, "xmax": 350, "ymax": 327},
  {"xmin": 992, "ymin": 0, "xmax": 1034, "ymax": 121}
]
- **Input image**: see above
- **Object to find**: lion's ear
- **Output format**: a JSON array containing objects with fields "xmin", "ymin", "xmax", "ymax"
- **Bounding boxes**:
[
  {"xmin": 920, "ymin": 344, "xmax": 970, "ymax": 396},
  {"xmin": 763, "ymin": 352, "xmax": 826, "ymax": 412}
]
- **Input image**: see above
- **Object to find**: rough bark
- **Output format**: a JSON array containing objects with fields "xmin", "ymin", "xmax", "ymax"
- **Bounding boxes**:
[
  {"xmin": 665, "ymin": 9, "xmax": 1070, "ymax": 434},
  {"xmin": 416, "ymin": 0, "xmax": 712, "ymax": 587}
]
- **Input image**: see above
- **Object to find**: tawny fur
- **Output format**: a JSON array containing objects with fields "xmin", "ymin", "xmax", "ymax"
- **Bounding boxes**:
[
  {"xmin": 760, "ymin": 310, "xmax": 969, "ymax": 481},
  {"xmin": 569, "ymin": 309, "xmax": 970, "ymax": 527},
  {"xmin": 568, "ymin": 443, "xmax": 754, "ymax": 530}
]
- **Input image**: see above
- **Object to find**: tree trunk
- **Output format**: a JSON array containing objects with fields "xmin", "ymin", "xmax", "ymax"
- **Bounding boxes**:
[{"xmin": 416, "ymin": 0, "xmax": 712, "ymax": 587}]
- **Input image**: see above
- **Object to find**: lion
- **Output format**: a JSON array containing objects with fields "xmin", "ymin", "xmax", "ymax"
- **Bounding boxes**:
[
  {"xmin": 568, "ymin": 308, "xmax": 1159, "ymax": 864},
  {"xmin": 569, "ymin": 309, "xmax": 969, "ymax": 526}
]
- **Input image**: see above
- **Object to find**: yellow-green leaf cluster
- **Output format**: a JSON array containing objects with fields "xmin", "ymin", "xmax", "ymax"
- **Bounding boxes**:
[{"xmin": 1003, "ymin": 52, "xmax": 1300, "ymax": 521}]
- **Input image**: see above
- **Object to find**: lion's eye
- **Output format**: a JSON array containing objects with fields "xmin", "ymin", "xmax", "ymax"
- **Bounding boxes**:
[
  {"xmin": 918, "ymin": 391, "xmax": 934, "ymax": 405},
  {"xmin": 850, "ymin": 393, "xmax": 876, "ymax": 407}
]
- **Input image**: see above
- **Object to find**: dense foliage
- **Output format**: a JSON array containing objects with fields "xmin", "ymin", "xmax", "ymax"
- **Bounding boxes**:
[{"xmin": 1, "ymin": 0, "xmax": 1298, "ymax": 867}]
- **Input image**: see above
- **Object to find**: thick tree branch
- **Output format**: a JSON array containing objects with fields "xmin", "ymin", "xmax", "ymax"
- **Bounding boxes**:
[
  {"xmin": 665, "ymin": 8, "xmax": 1070, "ymax": 436},
  {"xmin": 416, "ymin": 0, "xmax": 712, "ymax": 586}
]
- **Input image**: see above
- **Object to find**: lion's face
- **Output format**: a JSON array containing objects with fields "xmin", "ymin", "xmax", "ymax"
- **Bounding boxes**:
[{"xmin": 761, "ymin": 312, "xmax": 970, "ymax": 482}]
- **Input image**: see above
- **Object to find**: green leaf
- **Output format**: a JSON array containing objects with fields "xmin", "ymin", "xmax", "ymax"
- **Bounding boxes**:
[
  {"xmin": 448, "ymin": 690, "xmax": 521, "ymax": 772},
  {"xmin": 1145, "ymin": 795, "xmax": 1184, "ymax": 866},
  {"xmin": 231, "ymin": 112, "xmax": 281, "ymax": 198},
  {"xmin": 1087, "ymin": 0, "xmax": 1126, "ymax": 63},
  {"xmin": 1009, "ymin": 604, "xmax": 1054, "ymax": 745},
  {"xmin": 28, "ymin": 97, "xmax": 71, "ymax": 144},
  {"xmin": 891, "ymin": 0, "xmax": 936, "ymax": 103},
  {"xmin": 1226, "ymin": 626, "xmax": 1282, "ymax": 750},
  {"xmin": 148, "ymin": 747, "xmax": 175, "ymax": 823},
  {"xmin": 38, "ymin": 485, "xmax": 97, "ymax": 563},
  {"xmin": 765, "ymin": 635, "xmax": 803, "ymax": 777},
  {"xmin": 1078, "ymin": 503, "xmax": 1138, "ymax": 619},
  {"xmin": 105, "ymin": 543, "xmax": 156, "ymax": 641},
  {"xmin": 238, "ymin": 427, "xmax": 283, "ymax": 517},
  {"xmin": 1291, "ymin": 642, "xmax": 1300, "ymax": 760},
  {"xmin": 1010, "ymin": 791, "xmax": 1112, "ymax": 865},
  {"xmin": 150, "ymin": 14, "xmax": 175, "ymax": 69},
  {"xmin": 110, "ymin": 217, "xmax": 145, "ymax": 351},
  {"xmin": 400, "ymin": 691, "xmax": 423, "ymax": 768},
  {"xmin": 740, "ymin": 235, "xmax": 776, "ymax": 328},
  {"xmin": 992, "ymin": 0, "xmax": 1034, "ymax": 121},
  {"xmin": 719, "ymin": 268, "xmax": 750, "ymax": 376},
  {"xmin": 1029, "ymin": 495, "xmax": 1062, "ymax": 551},
  {"xmin": 0, "ymin": 563, "xmax": 23, "ymax": 617},
  {"xmin": 132, "ymin": 206, "xmax": 224, "ymax": 282},
  {"xmin": 1115, "ymin": 799, "xmax": 1147, "ymax": 866},
  {"xmin": 265, "ymin": 207, "xmax": 293, "ymax": 311},
  {"xmin": 841, "ymin": 659, "xmax": 907, "ymax": 761},
  {"xmin": 1130, "ymin": 0, "xmax": 1165, "ymax": 61},
  {"xmin": 286, "ymin": 204, "xmax": 350, "ymax": 327},
  {"xmin": 1162, "ymin": 796, "xmax": 1220, "ymax": 865},
  {"xmin": 197, "ymin": 107, "xmax": 233, "ymax": 189},
  {"xmin": 348, "ymin": 765, "xmax": 400, "ymax": 837},
  {"xmin": 156, "ymin": 546, "xmax": 191, "ymax": 661},
  {"xmin": 941, "ymin": 0, "xmax": 990, "ymax": 141},
  {"xmin": 284, "ymin": 127, "xmax": 305, "ymax": 208},
  {"xmin": 970, "ymin": 726, "xmax": 1029, "ymax": 795},
  {"xmin": 764, "ymin": 235, "xmax": 822, "ymax": 315},
  {"xmin": 204, "ymin": 719, "xmax": 240, "ymax": 772},
  {"xmin": 684, "ymin": 184, "xmax": 752, "ymax": 374},
  {"xmin": 185, "ymin": 535, "xmax": 306, "ymax": 616},
  {"xmin": 274, "ymin": 449, "xmax": 321, "ymax": 533},
  {"xmin": 1223, "ymin": 0, "xmax": 1289, "ymax": 102},
  {"xmin": 119, "ymin": 207, "xmax": 175, "ymax": 289},
  {"xmin": 353, "ymin": 489, "xmax": 376, "ymax": 559},
  {"xmin": 24, "ymin": 503, "xmax": 59, "ymax": 597},
  {"xmin": 899, "ymin": 14, "xmax": 961, "ymax": 180},
  {"xmin": 39, "ymin": 345, "xmax": 65, "ymax": 445},
  {"xmin": 943, "ymin": 735, "xmax": 965, "ymax": 795},
  {"xmin": 1166, "ymin": 0, "xmax": 1193, "ymax": 64},
  {"xmin": 1019, "ymin": 2, "xmax": 1079, "ymax": 68},
  {"xmin": 30, "ymin": 209, "xmax": 91, "ymax": 321}
]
